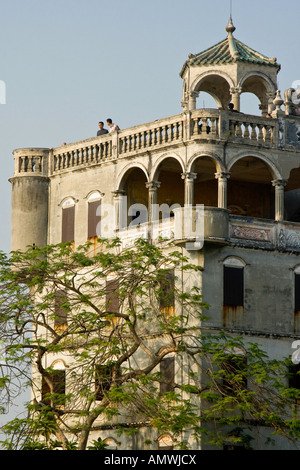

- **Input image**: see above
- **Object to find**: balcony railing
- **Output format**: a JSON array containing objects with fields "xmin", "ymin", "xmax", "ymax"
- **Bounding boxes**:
[
  {"xmin": 12, "ymin": 109, "xmax": 300, "ymax": 178},
  {"xmin": 117, "ymin": 207, "xmax": 300, "ymax": 253}
]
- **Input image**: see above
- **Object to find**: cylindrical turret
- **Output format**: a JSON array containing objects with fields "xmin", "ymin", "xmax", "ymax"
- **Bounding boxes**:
[{"xmin": 10, "ymin": 148, "xmax": 50, "ymax": 252}]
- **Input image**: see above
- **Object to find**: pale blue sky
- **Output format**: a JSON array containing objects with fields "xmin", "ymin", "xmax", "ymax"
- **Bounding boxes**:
[
  {"xmin": 0, "ymin": 0, "xmax": 299, "ymax": 429},
  {"xmin": 1, "ymin": 0, "xmax": 299, "ymax": 253}
]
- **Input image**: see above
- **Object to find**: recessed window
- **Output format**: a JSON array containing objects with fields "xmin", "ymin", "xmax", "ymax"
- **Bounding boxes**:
[
  {"xmin": 42, "ymin": 361, "xmax": 66, "ymax": 407},
  {"xmin": 223, "ymin": 258, "xmax": 245, "ymax": 308},
  {"xmin": 87, "ymin": 192, "xmax": 102, "ymax": 239},
  {"xmin": 61, "ymin": 198, "xmax": 75, "ymax": 243},
  {"xmin": 95, "ymin": 364, "xmax": 113, "ymax": 401}
]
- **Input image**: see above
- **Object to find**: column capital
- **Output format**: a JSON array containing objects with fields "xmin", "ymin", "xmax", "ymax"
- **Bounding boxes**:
[
  {"xmin": 145, "ymin": 181, "xmax": 161, "ymax": 190},
  {"xmin": 272, "ymin": 179, "xmax": 287, "ymax": 188},
  {"xmin": 181, "ymin": 172, "xmax": 197, "ymax": 182},
  {"xmin": 112, "ymin": 189, "xmax": 126, "ymax": 198},
  {"xmin": 215, "ymin": 171, "xmax": 231, "ymax": 180}
]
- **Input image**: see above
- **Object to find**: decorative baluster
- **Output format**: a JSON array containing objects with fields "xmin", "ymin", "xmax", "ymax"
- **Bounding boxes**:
[
  {"xmin": 257, "ymin": 124, "xmax": 264, "ymax": 143},
  {"xmin": 250, "ymin": 123, "xmax": 257, "ymax": 141},
  {"xmin": 235, "ymin": 121, "xmax": 242, "ymax": 138},
  {"xmin": 243, "ymin": 123, "xmax": 250, "ymax": 142},
  {"xmin": 264, "ymin": 125, "xmax": 271, "ymax": 143},
  {"xmin": 210, "ymin": 118, "xmax": 217, "ymax": 137}
]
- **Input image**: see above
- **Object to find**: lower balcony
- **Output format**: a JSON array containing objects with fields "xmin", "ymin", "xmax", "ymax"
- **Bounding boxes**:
[{"xmin": 117, "ymin": 206, "xmax": 300, "ymax": 253}]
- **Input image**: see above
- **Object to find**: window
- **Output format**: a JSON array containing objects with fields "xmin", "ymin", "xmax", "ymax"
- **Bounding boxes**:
[
  {"xmin": 61, "ymin": 198, "xmax": 75, "ymax": 243},
  {"xmin": 106, "ymin": 279, "xmax": 119, "ymax": 313},
  {"xmin": 159, "ymin": 270, "xmax": 175, "ymax": 318},
  {"xmin": 160, "ymin": 357, "xmax": 175, "ymax": 394},
  {"xmin": 294, "ymin": 272, "xmax": 300, "ymax": 312},
  {"xmin": 95, "ymin": 364, "xmax": 113, "ymax": 401},
  {"xmin": 87, "ymin": 192, "xmax": 102, "ymax": 239},
  {"xmin": 54, "ymin": 290, "xmax": 68, "ymax": 331},
  {"xmin": 223, "ymin": 258, "xmax": 245, "ymax": 307},
  {"xmin": 288, "ymin": 363, "xmax": 300, "ymax": 404},
  {"xmin": 42, "ymin": 361, "xmax": 66, "ymax": 407}
]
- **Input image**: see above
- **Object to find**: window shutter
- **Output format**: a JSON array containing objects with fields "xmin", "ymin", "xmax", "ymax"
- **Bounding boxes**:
[
  {"xmin": 62, "ymin": 205, "xmax": 75, "ymax": 242},
  {"xmin": 159, "ymin": 270, "xmax": 175, "ymax": 309},
  {"xmin": 106, "ymin": 279, "xmax": 120, "ymax": 314},
  {"xmin": 54, "ymin": 290, "xmax": 68, "ymax": 328},
  {"xmin": 88, "ymin": 200, "xmax": 101, "ymax": 239},
  {"xmin": 223, "ymin": 266, "xmax": 244, "ymax": 307},
  {"xmin": 160, "ymin": 357, "xmax": 175, "ymax": 394}
]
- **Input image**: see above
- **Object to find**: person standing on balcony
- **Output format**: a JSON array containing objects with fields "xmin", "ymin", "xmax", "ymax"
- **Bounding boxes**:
[
  {"xmin": 97, "ymin": 121, "xmax": 109, "ymax": 136},
  {"xmin": 227, "ymin": 102, "xmax": 239, "ymax": 112},
  {"xmin": 106, "ymin": 118, "xmax": 120, "ymax": 133}
]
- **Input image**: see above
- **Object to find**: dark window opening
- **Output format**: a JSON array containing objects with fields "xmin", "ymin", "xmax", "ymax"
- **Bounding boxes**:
[
  {"xmin": 223, "ymin": 266, "xmax": 244, "ymax": 307},
  {"xmin": 295, "ymin": 273, "xmax": 300, "ymax": 312},
  {"xmin": 95, "ymin": 364, "xmax": 113, "ymax": 401},
  {"xmin": 42, "ymin": 370, "xmax": 66, "ymax": 406}
]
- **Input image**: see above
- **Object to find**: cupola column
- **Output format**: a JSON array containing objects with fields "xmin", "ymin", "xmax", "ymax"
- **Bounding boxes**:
[
  {"xmin": 188, "ymin": 91, "xmax": 199, "ymax": 111},
  {"xmin": 230, "ymin": 87, "xmax": 242, "ymax": 112},
  {"xmin": 272, "ymin": 179, "xmax": 286, "ymax": 221},
  {"xmin": 215, "ymin": 172, "xmax": 230, "ymax": 209}
]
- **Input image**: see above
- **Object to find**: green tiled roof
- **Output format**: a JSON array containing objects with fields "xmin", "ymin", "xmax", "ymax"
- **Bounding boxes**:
[{"xmin": 180, "ymin": 19, "xmax": 280, "ymax": 76}]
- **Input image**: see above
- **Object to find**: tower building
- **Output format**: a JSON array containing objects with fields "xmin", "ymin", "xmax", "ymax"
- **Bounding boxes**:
[{"xmin": 10, "ymin": 19, "xmax": 300, "ymax": 450}]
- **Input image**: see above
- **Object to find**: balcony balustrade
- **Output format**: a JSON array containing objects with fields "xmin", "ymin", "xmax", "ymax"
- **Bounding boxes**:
[{"xmin": 13, "ymin": 109, "xmax": 298, "ymax": 177}]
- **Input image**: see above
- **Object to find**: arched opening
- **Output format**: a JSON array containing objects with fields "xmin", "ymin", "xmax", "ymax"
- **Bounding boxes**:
[
  {"xmin": 240, "ymin": 92, "xmax": 262, "ymax": 116},
  {"xmin": 196, "ymin": 91, "xmax": 219, "ymax": 110},
  {"xmin": 155, "ymin": 157, "xmax": 185, "ymax": 218},
  {"xmin": 240, "ymin": 74, "xmax": 276, "ymax": 116},
  {"xmin": 228, "ymin": 156, "xmax": 275, "ymax": 219},
  {"xmin": 120, "ymin": 167, "xmax": 148, "ymax": 227},
  {"xmin": 195, "ymin": 74, "xmax": 232, "ymax": 110},
  {"xmin": 192, "ymin": 156, "xmax": 218, "ymax": 207}
]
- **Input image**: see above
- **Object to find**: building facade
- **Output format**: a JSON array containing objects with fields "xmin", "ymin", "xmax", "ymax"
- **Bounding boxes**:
[{"xmin": 10, "ymin": 19, "xmax": 300, "ymax": 450}]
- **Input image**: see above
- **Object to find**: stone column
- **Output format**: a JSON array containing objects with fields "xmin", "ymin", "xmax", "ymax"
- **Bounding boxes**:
[
  {"xmin": 215, "ymin": 172, "xmax": 230, "ymax": 209},
  {"xmin": 230, "ymin": 87, "xmax": 242, "ymax": 112},
  {"xmin": 272, "ymin": 179, "xmax": 286, "ymax": 221},
  {"xmin": 146, "ymin": 181, "xmax": 161, "ymax": 223},
  {"xmin": 181, "ymin": 172, "xmax": 197, "ymax": 206},
  {"xmin": 112, "ymin": 190, "xmax": 127, "ymax": 231},
  {"xmin": 188, "ymin": 91, "xmax": 199, "ymax": 111}
]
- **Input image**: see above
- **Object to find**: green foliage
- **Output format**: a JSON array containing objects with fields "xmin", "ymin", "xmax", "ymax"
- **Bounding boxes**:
[{"xmin": 0, "ymin": 238, "xmax": 298, "ymax": 450}]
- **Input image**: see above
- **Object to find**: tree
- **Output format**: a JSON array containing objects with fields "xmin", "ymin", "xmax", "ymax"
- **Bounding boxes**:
[{"xmin": 0, "ymin": 238, "xmax": 299, "ymax": 450}]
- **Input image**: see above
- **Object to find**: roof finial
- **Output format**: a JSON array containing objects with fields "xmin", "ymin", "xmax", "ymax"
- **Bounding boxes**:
[
  {"xmin": 226, "ymin": 16, "xmax": 236, "ymax": 36},
  {"xmin": 226, "ymin": 0, "xmax": 236, "ymax": 35}
]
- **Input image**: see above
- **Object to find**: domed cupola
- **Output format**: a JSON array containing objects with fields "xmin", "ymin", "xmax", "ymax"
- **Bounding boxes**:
[{"xmin": 180, "ymin": 17, "xmax": 281, "ymax": 115}]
